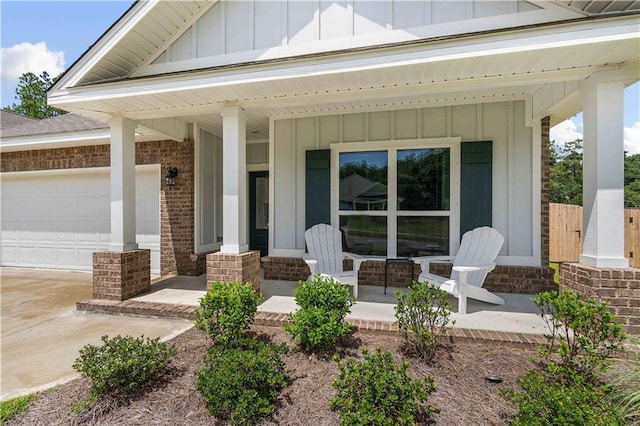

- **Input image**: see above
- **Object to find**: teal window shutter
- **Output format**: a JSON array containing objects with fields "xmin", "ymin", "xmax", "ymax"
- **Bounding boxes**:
[
  {"xmin": 306, "ymin": 149, "xmax": 331, "ymax": 229},
  {"xmin": 460, "ymin": 141, "xmax": 492, "ymax": 236}
]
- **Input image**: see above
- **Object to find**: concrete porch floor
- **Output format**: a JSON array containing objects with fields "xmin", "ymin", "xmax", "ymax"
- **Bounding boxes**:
[{"xmin": 124, "ymin": 272, "xmax": 550, "ymax": 337}]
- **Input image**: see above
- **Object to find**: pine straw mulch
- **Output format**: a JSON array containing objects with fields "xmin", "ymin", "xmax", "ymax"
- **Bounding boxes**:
[{"xmin": 8, "ymin": 325, "xmax": 536, "ymax": 426}]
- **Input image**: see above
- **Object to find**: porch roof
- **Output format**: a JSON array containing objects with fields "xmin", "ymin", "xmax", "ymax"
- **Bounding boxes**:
[{"xmin": 49, "ymin": 13, "xmax": 639, "ymax": 139}]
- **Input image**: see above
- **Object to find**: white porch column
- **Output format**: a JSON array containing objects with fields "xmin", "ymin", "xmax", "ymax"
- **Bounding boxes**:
[
  {"xmin": 579, "ymin": 72, "xmax": 628, "ymax": 268},
  {"xmin": 220, "ymin": 106, "xmax": 249, "ymax": 254},
  {"xmin": 109, "ymin": 116, "xmax": 138, "ymax": 252}
]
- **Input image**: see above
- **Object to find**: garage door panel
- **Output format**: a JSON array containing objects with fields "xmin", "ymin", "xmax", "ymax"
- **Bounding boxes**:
[{"xmin": 2, "ymin": 167, "xmax": 161, "ymax": 273}]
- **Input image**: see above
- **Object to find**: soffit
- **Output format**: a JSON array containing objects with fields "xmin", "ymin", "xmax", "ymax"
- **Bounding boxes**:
[{"xmin": 555, "ymin": 0, "xmax": 640, "ymax": 15}]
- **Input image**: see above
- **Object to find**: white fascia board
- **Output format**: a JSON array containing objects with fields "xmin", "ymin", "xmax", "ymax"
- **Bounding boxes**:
[
  {"xmin": 132, "ymin": 3, "xmax": 581, "ymax": 79},
  {"xmin": 49, "ymin": 15, "xmax": 639, "ymax": 110},
  {"xmin": 51, "ymin": 0, "xmax": 158, "ymax": 92},
  {"xmin": 0, "ymin": 129, "xmax": 110, "ymax": 152}
]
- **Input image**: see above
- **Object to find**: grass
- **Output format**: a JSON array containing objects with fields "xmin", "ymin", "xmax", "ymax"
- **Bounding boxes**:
[{"xmin": 1, "ymin": 394, "xmax": 36, "ymax": 424}]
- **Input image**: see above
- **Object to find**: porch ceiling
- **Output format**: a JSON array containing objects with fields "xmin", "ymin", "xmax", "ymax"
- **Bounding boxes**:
[{"xmin": 51, "ymin": 26, "xmax": 639, "ymax": 139}]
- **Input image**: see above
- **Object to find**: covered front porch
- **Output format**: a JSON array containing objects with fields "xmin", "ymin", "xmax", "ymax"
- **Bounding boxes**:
[{"xmin": 77, "ymin": 271, "xmax": 550, "ymax": 347}]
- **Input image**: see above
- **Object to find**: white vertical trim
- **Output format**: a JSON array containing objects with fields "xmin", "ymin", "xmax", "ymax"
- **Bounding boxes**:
[
  {"xmin": 314, "ymin": 116, "xmax": 320, "ymax": 149},
  {"xmin": 424, "ymin": 0, "xmax": 432, "ymax": 25},
  {"xmin": 194, "ymin": 123, "xmax": 201, "ymax": 253},
  {"xmin": 416, "ymin": 108, "xmax": 423, "ymax": 139},
  {"xmin": 364, "ymin": 112, "xmax": 370, "ymax": 141},
  {"xmin": 268, "ymin": 116, "xmax": 276, "ymax": 256},
  {"xmin": 450, "ymin": 142, "xmax": 461, "ymax": 254},
  {"xmin": 390, "ymin": 110, "xmax": 396, "ymax": 140},
  {"xmin": 387, "ymin": 148, "xmax": 398, "ymax": 257},
  {"xmin": 531, "ymin": 119, "xmax": 542, "ymax": 267},
  {"xmin": 220, "ymin": 0, "xmax": 227, "ymax": 54},
  {"xmin": 446, "ymin": 106, "xmax": 453, "ymax": 137},
  {"xmin": 347, "ymin": 0, "xmax": 354, "ymax": 36},
  {"xmin": 249, "ymin": 0, "xmax": 256, "ymax": 50},
  {"xmin": 506, "ymin": 102, "xmax": 515, "ymax": 256},
  {"xmin": 282, "ymin": 0, "xmax": 288, "ymax": 46},
  {"xmin": 338, "ymin": 114, "xmax": 344, "ymax": 143},
  {"xmin": 476, "ymin": 104, "xmax": 483, "ymax": 140}
]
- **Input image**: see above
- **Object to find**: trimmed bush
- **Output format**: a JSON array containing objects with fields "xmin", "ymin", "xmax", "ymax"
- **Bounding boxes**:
[
  {"xmin": 331, "ymin": 348, "xmax": 436, "ymax": 425},
  {"xmin": 72, "ymin": 335, "xmax": 175, "ymax": 396},
  {"xmin": 196, "ymin": 338, "xmax": 289, "ymax": 426},
  {"xmin": 285, "ymin": 274, "xmax": 354, "ymax": 351},
  {"xmin": 533, "ymin": 290, "xmax": 626, "ymax": 379},
  {"xmin": 195, "ymin": 280, "xmax": 260, "ymax": 345},
  {"xmin": 502, "ymin": 364, "xmax": 625, "ymax": 426},
  {"xmin": 395, "ymin": 280, "xmax": 454, "ymax": 362}
]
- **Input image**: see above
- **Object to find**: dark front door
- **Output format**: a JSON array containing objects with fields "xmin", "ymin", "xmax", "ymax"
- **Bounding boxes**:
[{"xmin": 249, "ymin": 171, "xmax": 269, "ymax": 257}]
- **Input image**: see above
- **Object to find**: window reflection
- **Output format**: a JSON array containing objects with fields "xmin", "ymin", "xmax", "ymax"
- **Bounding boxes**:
[
  {"xmin": 339, "ymin": 216, "xmax": 387, "ymax": 256},
  {"xmin": 339, "ymin": 151, "xmax": 388, "ymax": 211},
  {"xmin": 397, "ymin": 216, "xmax": 449, "ymax": 257},
  {"xmin": 397, "ymin": 148, "xmax": 449, "ymax": 211}
]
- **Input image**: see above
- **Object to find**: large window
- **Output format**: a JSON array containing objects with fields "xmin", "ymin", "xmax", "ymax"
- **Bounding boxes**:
[{"xmin": 335, "ymin": 140, "xmax": 457, "ymax": 258}]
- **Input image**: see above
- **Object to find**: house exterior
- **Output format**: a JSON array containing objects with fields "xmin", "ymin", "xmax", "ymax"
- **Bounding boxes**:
[{"xmin": 1, "ymin": 0, "xmax": 638, "ymax": 330}]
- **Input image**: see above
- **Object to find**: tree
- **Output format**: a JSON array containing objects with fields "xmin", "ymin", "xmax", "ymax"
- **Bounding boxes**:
[
  {"xmin": 549, "ymin": 139, "xmax": 640, "ymax": 208},
  {"xmin": 549, "ymin": 139, "xmax": 583, "ymax": 205},
  {"xmin": 2, "ymin": 71, "xmax": 67, "ymax": 119}
]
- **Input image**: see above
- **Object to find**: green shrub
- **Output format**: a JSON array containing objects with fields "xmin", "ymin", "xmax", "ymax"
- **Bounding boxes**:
[
  {"xmin": 1, "ymin": 393, "xmax": 36, "ymax": 423},
  {"xmin": 285, "ymin": 275, "xmax": 354, "ymax": 351},
  {"xmin": 502, "ymin": 364, "xmax": 625, "ymax": 426},
  {"xmin": 195, "ymin": 281, "xmax": 260, "ymax": 345},
  {"xmin": 72, "ymin": 335, "xmax": 175, "ymax": 396},
  {"xmin": 196, "ymin": 339, "xmax": 289, "ymax": 426},
  {"xmin": 395, "ymin": 280, "xmax": 454, "ymax": 362},
  {"xmin": 606, "ymin": 337, "xmax": 640, "ymax": 425},
  {"xmin": 331, "ymin": 348, "xmax": 436, "ymax": 426},
  {"xmin": 533, "ymin": 290, "xmax": 626, "ymax": 379}
]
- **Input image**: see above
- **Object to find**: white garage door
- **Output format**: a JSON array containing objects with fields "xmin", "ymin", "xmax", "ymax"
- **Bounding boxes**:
[{"xmin": 1, "ymin": 166, "xmax": 160, "ymax": 274}]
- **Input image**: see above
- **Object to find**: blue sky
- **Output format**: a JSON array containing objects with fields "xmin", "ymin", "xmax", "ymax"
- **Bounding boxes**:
[{"xmin": 1, "ymin": 0, "xmax": 638, "ymax": 153}]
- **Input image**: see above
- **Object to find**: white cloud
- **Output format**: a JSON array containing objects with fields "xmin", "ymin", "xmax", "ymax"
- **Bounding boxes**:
[
  {"xmin": 550, "ymin": 118, "xmax": 583, "ymax": 145},
  {"xmin": 624, "ymin": 122, "xmax": 640, "ymax": 155},
  {"xmin": 0, "ymin": 42, "xmax": 65, "ymax": 82}
]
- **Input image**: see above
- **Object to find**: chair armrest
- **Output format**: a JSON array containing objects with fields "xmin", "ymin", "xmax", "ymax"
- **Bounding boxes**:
[
  {"xmin": 412, "ymin": 256, "xmax": 455, "ymax": 276},
  {"xmin": 302, "ymin": 255, "xmax": 318, "ymax": 276},
  {"xmin": 343, "ymin": 252, "xmax": 366, "ymax": 271},
  {"xmin": 452, "ymin": 263, "xmax": 496, "ymax": 274}
]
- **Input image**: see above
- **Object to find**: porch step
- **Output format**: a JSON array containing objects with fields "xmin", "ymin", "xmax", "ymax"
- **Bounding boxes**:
[{"xmin": 76, "ymin": 299, "xmax": 546, "ymax": 349}]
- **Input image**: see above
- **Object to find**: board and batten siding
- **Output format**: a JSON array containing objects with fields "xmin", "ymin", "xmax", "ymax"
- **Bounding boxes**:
[
  {"xmin": 271, "ymin": 100, "xmax": 540, "ymax": 265},
  {"xmin": 148, "ymin": 0, "xmax": 540, "ymax": 69}
]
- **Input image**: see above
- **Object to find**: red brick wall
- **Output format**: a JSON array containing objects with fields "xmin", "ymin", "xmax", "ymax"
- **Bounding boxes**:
[
  {"xmin": 263, "ymin": 256, "xmax": 554, "ymax": 293},
  {"xmin": 207, "ymin": 251, "xmax": 261, "ymax": 292},
  {"xmin": 541, "ymin": 116, "xmax": 551, "ymax": 265},
  {"xmin": 560, "ymin": 263, "xmax": 640, "ymax": 335},
  {"xmin": 93, "ymin": 249, "xmax": 151, "ymax": 300},
  {"xmin": 1, "ymin": 141, "xmax": 210, "ymax": 276}
]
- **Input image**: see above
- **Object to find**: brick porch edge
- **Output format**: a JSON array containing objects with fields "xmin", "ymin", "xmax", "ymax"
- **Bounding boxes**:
[{"xmin": 76, "ymin": 299, "xmax": 546, "ymax": 349}]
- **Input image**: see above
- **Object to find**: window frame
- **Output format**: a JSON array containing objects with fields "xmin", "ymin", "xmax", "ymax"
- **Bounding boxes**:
[{"xmin": 331, "ymin": 137, "xmax": 461, "ymax": 259}]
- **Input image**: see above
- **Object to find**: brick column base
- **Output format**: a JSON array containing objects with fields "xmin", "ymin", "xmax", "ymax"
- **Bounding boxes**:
[
  {"xmin": 93, "ymin": 250, "xmax": 151, "ymax": 301},
  {"xmin": 206, "ymin": 251, "xmax": 261, "ymax": 292},
  {"xmin": 560, "ymin": 263, "xmax": 640, "ymax": 334}
]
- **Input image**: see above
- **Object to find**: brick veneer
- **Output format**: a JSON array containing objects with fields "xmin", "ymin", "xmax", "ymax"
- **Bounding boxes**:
[
  {"xmin": 263, "ymin": 256, "xmax": 554, "ymax": 293},
  {"xmin": 93, "ymin": 250, "xmax": 150, "ymax": 300},
  {"xmin": 541, "ymin": 116, "xmax": 551, "ymax": 265},
  {"xmin": 1, "ymin": 140, "xmax": 212, "ymax": 276},
  {"xmin": 207, "ymin": 251, "xmax": 261, "ymax": 292},
  {"xmin": 560, "ymin": 263, "xmax": 640, "ymax": 335}
]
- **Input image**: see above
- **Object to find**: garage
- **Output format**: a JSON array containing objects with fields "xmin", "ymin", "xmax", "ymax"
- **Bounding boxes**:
[{"xmin": 1, "ymin": 165, "xmax": 160, "ymax": 274}]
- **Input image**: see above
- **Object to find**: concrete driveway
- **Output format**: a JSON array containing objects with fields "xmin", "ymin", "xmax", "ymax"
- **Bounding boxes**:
[{"xmin": 0, "ymin": 268, "xmax": 193, "ymax": 401}]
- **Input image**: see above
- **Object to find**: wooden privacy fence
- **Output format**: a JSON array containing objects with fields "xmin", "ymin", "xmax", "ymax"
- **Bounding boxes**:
[{"xmin": 549, "ymin": 203, "xmax": 640, "ymax": 268}]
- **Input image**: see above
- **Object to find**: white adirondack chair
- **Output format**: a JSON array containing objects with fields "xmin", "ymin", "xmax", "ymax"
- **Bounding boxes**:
[
  {"xmin": 303, "ymin": 223, "xmax": 366, "ymax": 298},
  {"xmin": 413, "ymin": 226, "xmax": 505, "ymax": 315}
]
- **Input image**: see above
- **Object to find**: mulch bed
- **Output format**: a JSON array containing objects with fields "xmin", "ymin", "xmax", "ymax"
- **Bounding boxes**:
[{"xmin": 8, "ymin": 325, "xmax": 535, "ymax": 425}]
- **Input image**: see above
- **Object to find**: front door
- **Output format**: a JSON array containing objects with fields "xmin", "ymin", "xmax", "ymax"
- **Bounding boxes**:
[{"xmin": 249, "ymin": 171, "xmax": 269, "ymax": 257}]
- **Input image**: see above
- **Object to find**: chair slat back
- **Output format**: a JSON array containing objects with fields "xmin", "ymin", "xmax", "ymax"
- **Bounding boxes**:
[
  {"xmin": 452, "ymin": 227, "xmax": 504, "ymax": 287},
  {"xmin": 305, "ymin": 224, "xmax": 344, "ymax": 274}
]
